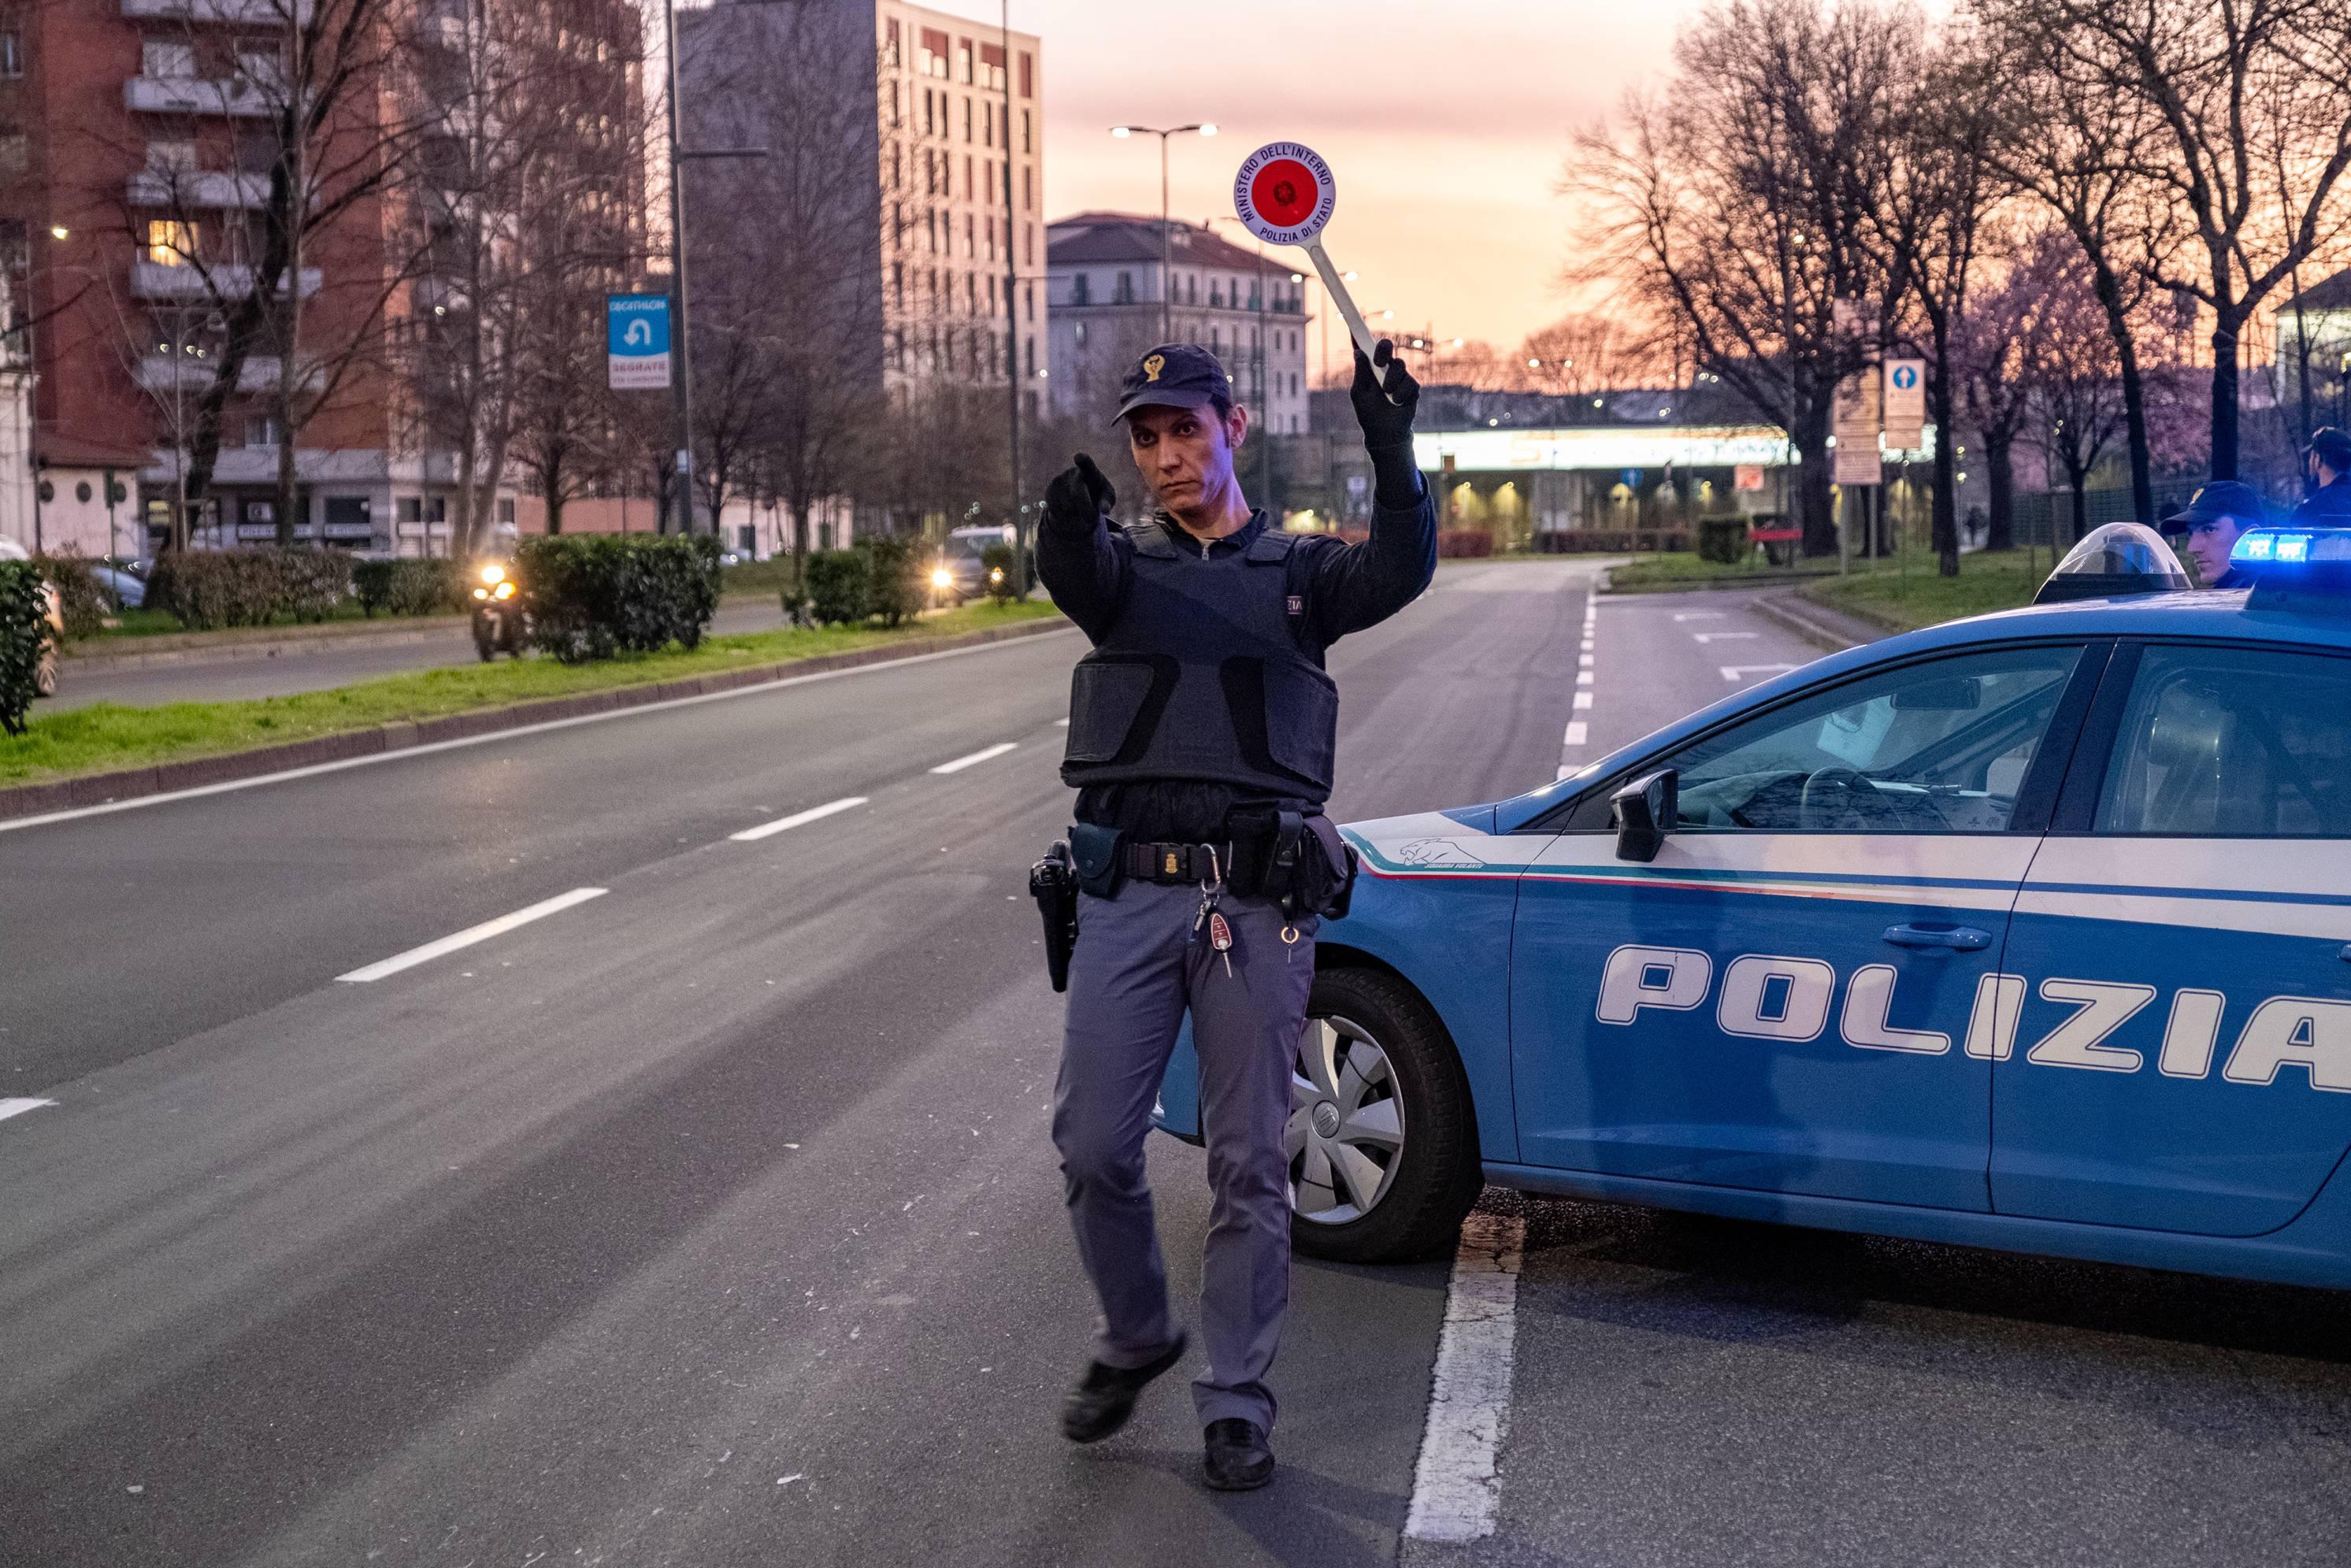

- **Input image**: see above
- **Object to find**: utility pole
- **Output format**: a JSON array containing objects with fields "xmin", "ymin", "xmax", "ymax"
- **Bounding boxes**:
[
  {"xmin": 1109, "ymin": 123, "xmax": 1214, "ymax": 344},
  {"xmin": 662, "ymin": 0, "xmax": 766, "ymax": 539},
  {"xmin": 1002, "ymin": 2, "xmax": 1024, "ymax": 591}
]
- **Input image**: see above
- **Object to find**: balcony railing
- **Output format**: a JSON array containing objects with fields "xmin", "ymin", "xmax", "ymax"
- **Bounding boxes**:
[
  {"xmin": 123, "ymin": 0, "xmax": 315, "ymax": 23},
  {"xmin": 125, "ymin": 75, "xmax": 280, "ymax": 118},
  {"xmin": 131, "ymin": 260, "xmax": 322, "ymax": 300},
  {"xmin": 127, "ymin": 170, "xmax": 271, "ymax": 210}
]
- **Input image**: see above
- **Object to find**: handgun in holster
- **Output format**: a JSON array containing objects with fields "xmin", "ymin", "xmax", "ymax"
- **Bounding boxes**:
[{"xmin": 1029, "ymin": 839, "xmax": 1080, "ymax": 992}]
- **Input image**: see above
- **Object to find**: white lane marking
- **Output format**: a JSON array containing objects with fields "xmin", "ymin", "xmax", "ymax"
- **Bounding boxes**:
[
  {"xmin": 336, "ymin": 888, "xmax": 608, "ymax": 983},
  {"xmin": 729, "ymin": 796, "xmax": 867, "ymax": 842},
  {"xmin": 1563, "ymin": 721, "xmax": 1588, "ymax": 747},
  {"xmin": 1554, "ymin": 765, "xmax": 1577, "ymax": 780},
  {"xmin": 930, "ymin": 742, "xmax": 1018, "ymax": 775},
  {"xmin": 0, "ymin": 626, "xmax": 1084, "ymax": 836},
  {"xmin": 1577, "ymin": 653, "xmax": 1594, "ymax": 669},
  {"xmin": 1672, "ymin": 610, "xmax": 1725, "ymax": 622},
  {"xmin": 1722, "ymin": 664, "xmax": 1798, "ymax": 683},
  {"xmin": 1691, "ymin": 631, "xmax": 1758, "ymax": 643},
  {"xmin": 1573, "ymin": 691, "xmax": 1594, "ymax": 710},
  {"xmin": 1575, "ymin": 670, "xmax": 1594, "ymax": 686},
  {"xmin": 1054, "ymin": 718, "xmax": 1070, "ymax": 727},
  {"xmin": 1404, "ymin": 1210, "xmax": 1527, "ymax": 1544},
  {"xmin": 0, "ymin": 1099, "xmax": 57, "ymax": 1125}
]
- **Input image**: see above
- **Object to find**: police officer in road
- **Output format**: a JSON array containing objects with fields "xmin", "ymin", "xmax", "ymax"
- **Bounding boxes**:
[
  {"xmin": 2292, "ymin": 427, "xmax": 2351, "ymax": 526},
  {"xmin": 2159, "ymin": 480, "xmax": 2267, "ymax": 588},
  {"xmin": 1035, "ymin": 340, "xmax": 1435, "ymax": 1490}
]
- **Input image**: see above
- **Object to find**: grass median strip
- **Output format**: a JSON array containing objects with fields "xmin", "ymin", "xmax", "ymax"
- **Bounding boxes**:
[
  {"xmin": 4, "ymin": 600, "xmax": 1065, "ymax": 790},
  {"xmin": 1797, "ymin": 548, "xmax": 2048, "ymax": 634}
]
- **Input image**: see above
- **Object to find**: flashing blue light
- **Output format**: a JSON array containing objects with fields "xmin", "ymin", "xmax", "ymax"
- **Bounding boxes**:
[
  {"xmin": 2237, "ymin": 532, "xmax": 2276, "ymax": 562},
  {"xmin": 2279, "ymin": 533, "xmax": 2313, "ymax": 563}
]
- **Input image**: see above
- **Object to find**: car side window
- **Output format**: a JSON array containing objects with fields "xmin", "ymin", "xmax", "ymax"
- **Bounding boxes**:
[
  {"xmin": 2095, "ymin": 646, "xmax": 2351, "ymax": 837},
  {"xmin": 1587, "ymin": 645, "xmax": 2085, "ymax": 835}
]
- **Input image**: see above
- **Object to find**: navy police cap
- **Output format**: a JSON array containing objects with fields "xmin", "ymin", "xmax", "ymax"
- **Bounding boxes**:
[
  {"xmin": 2159, "ymin": 480, "xmax": 2267, "ymax": 535},
  {"xmin": 1114, "ymin": 343, "xmax": 1235, "ymax": 425}
]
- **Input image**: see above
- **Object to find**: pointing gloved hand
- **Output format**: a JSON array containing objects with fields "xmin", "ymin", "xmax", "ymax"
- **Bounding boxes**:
[
  {"xmin": 1044, "ymin": 453, "xmax": 1116, "ymax": 536},
  {"xmin": 1352, "ymin": 342, "xmax": 1425, "ymax": 508},
  {"xmin": 1351, "ymin": 339, "xmax": 1420, "ymax": 450}
]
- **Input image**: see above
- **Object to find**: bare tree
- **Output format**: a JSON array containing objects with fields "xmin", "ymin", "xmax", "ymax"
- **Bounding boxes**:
[
  {"xmin": 1516, "ymin": 312, "xmax": 1662, "ymax": 398},
  {"xmin": 2019, "ymin": 0, "xmax": 2351, "ymax": 481},
  {"xmin": 1569, "ymin": 0, "xmax": 1915, "ymax": 554},
  {"xmin": 1954, "ymin": 224, "xmax": 2062, "ymax": 550},
  {"xmin": 2022, "ymin": 235, "xmax": 2132, "ymax": 543}
]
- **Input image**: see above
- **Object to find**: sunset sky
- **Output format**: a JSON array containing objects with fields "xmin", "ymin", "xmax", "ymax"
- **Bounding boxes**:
[{"xmin": 977, "ymin": 0, "xmax": 1713, "ymax": 367}]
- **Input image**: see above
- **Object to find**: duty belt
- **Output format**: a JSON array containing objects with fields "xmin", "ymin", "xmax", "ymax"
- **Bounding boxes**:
[{"xmin": 1122, "ymin": 841, "xmax": 1232, "ymax": 885}]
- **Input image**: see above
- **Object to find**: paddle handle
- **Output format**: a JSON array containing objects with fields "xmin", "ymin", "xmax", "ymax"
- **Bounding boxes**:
[{"xmin": 1305, "ymin": 242, "xmax": 1399, "ymax": 405}]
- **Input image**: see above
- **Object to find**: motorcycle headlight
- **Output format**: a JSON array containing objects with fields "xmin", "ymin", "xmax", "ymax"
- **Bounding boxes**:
[
  {"xmin": 930, "ymin": 567, "xmax": 954, "ymax": 589},
  {"xmin": 493, "ymin": 580, "xmax": 516, "ymax": 599},
  {"xmin": 472, "ymin": 586, "xmax": 490, "ymax": 600},
  {"xmin": 480, "ymin": 564, "xmax": 505, "ymax": 586}
]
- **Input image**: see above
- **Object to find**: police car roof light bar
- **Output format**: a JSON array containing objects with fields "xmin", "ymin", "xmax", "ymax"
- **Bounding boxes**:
[{"xmin": 2230, "ymin": 526, "xmax": 2351, "ymax": 613}]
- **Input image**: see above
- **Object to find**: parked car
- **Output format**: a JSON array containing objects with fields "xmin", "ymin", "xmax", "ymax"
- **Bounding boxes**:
[
  {"xmin": 1155, "ymin": 524, "xmax": 2351, "ymax": 1293},
  {"xmin": 87, "ymin": 563, "xmax": 146, "ymax": 610}
]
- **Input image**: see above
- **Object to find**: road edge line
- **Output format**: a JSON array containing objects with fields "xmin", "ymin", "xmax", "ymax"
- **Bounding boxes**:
[
  {"xmin": 1403, "ymin": 1210, "xmax": 1527, "ymax": 1545},
  {"xmin": 729, "ymin": 795, "xmax": 869, "ymax": 842},
  {"xmin": 1, "ymin": 618, "xmax": 1075, "ymax": 833},
  {"xmin": 335, "ymin": 887, "xmax": 609, "ymax": 983}
]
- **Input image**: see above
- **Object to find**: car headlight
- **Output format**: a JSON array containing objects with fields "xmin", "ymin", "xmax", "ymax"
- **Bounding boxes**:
[
  {"xmin": 930, "ymin": 568, "xmax": 954, "ymax": 589},
  {"xmin": 480, "ymin": 563, "xmax": 505, "ymax": 586},
  {"xmin": 492, "ymin": 580, "xmax": 516, "ymax": 600},
  {"xmin": 472, "ymin": 587, "xmax": 490, "ymax": 600},
  {"xmin": 989, "ymin": 567, "xmax": 1004, "ymax": 584}
]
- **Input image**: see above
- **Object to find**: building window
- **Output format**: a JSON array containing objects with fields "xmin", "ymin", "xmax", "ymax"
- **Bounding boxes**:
[
  {"xmin": 1072, "ymin": 273, "xmax": 1090, "ymax": 306},
  {"xmin": 1188, "ymin": 275, "xmax": 1198, "ymax": 305},
  {"xmin": 884, "ymin": 19, "xmax": 900, "ymax": 67},
  {"xmin": 958, "ymin": 41, "xmax": 973, "ymax": 84},
  {"xmin": 1022, "ymin": 166, "xmax": 1032, "ymax": 212},
  {"xmin": 1074, "ymin": 320, "xmax": 1088, "ymax": 343},
  {"xmin": 1020, "ymin": 52, "xmax": 1033, "ymax": 99},
  {"xmin": 1114, "ymin": 271, "xmax": 1133, "ymax": 304},
  {"xmin": 146, "ymin": 220, "xmax": 198, "ymax": 265},
  {"xmin": 245, "ymin": 414, "xmax": 281, "ymax": 447},
  {"xmin": 962, "ymin": 97, "xmax": 973, "ymax": 143},
  {"xmin": 0, "ymin": 220, "xmax": 27, "ymax": 277},
  {"xmin": 0, "ymin": 32, "xmax": 22, "ymax": 80},
  {"xmin": 147, "ymin": 139, "xmax": 198, "ymax": 172},
  {"xmin": 983, "ymin": 102, "xmax": 993, "ymax": 149},
  {"xmin": 142, "ymin": 39, "xmax": 195, "ymax": 79}
]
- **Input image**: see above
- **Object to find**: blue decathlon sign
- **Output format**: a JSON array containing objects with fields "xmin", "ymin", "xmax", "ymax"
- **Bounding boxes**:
[{"xmin": 606, "ymin": 293, "xmax": 672, "ymax": 391}]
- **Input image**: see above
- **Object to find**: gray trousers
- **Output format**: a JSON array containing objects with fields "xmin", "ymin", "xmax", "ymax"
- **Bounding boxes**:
[{"xmin": 1051, "ymin": 877, "xmax": 1317, "ymax": 1433}]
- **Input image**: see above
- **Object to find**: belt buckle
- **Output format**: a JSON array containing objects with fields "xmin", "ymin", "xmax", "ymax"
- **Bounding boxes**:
[{"xmin": 1162, "ymin": 848, "xmax": 1181, "ymax": 879}]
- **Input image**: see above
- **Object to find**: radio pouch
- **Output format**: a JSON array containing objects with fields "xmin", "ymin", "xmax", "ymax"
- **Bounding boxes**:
[{"xmin": 1068, "ymin": 822, "xmax": 1127, "ymax": 899}]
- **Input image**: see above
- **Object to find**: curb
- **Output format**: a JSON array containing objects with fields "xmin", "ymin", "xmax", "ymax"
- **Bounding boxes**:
[
  {"xmin": 1599, "ymin": 569, "xmax": 1837, "ymax": 595},
  {"xmin": 1751, "ymin": 591, "xmax": 1878, "ymax": 653},
  {"xmin": 2, "ymin": 617, "xmax": 1070, "ymax": 823}
]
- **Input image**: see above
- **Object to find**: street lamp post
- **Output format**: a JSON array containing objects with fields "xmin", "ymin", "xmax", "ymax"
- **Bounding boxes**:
[{"xmin": 1109, "ymin": 122, "xmax": 1215, "ymax": 343}]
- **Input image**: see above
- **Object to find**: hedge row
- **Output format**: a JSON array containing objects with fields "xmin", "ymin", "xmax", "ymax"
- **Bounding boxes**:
[
  {"xmin": 801, "ymin": 537, "xmax": 928, "ymax": 628},
  {"xmin": 31, "ymin": 554, "xmax": 108, "ymax": 640},
  {"xmin": 517, "ymin": 532, "xmax": 719, "ymax": 664},
  {"xmin": 1437, "ymin": 529, "xmax": 1496, "ymax": 558},
  {"xmin": 0, "ymin": 559, "xmax": 48, "ymax": 736},
  {"xmin": 146, "ymin": 548, "xmax": 354, "ymax": 630},
  {"xmin": 353, "ymin": 559, "xmax": 473, "ymax": 617}
]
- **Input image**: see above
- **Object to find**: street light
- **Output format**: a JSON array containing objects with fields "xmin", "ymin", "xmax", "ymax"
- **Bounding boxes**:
[{"xmin": 1109, "ymin": 122, "xmax": 1215, "ymax": 341}]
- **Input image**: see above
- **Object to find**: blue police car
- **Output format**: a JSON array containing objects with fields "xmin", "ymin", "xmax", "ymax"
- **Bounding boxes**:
[{"xmin": 1156, "ymin": 524, "xmax": 2351, "ymax": 1288}]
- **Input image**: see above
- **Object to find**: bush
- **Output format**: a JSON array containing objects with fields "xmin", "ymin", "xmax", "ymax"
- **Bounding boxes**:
[
  {"xmin": 32, "ymin": 553, "xmax": 108, "ymax": 640},
  {"xmin": 804, "ymin": 550, "xmax": 870, "ymax": 625},
  {"xmin": 1437, "ymin": 528, "xmax": 1496, "ymax": 558},
  {"xmin": 144, "ymin": 547, "xmax": 354, "ymax": 630},
  {"xmin": 517, "ymin": 532, "xmax": 721, "ymax": 665},
  {"xmin": 980, "ymin": 542, "xmax": 1019, "ymax": 604},
  {"xmin": 1697, "ymin": 516, "xmax": 1752, "ymax": 565},
  {"xmin": 353, "ymin": 559, "xmax": 469, "ymax": 617},
  {"xmin": 860, "ymin": 535, "xmax": 922, "ymax": 627},
  {"xmin": 0, "ymin": 559, "xmax": 49, "ymax": 735}
]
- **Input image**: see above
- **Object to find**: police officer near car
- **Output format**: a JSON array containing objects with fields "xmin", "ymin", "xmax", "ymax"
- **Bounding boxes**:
[
  {"xmin": 2292, "ymin": 426, "xmax": 2351, "ymax": 527},
  {"xmin": 1032, "ymin": 339, "xmax": 1435, "ymax": 1490},
  {"xmin": 2159, "ymin": 480, "xmax": 2267, "ymax": 588}
]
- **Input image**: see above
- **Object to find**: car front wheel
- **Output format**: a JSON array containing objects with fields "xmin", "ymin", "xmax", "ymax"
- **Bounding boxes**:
[{"xmin": 1287, "ymin": 967, "xmax": 1481, "ymax": 1264}]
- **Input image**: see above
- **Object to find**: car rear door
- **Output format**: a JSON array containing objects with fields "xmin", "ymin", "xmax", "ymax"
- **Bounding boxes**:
[
  {"xmin": 1991, "ymin": 641, "xmax": 2351, "ymax": 1235},
  {"xmin": 1511, "ymin": 641, "xmax": 2103, "ymax": 1210}
]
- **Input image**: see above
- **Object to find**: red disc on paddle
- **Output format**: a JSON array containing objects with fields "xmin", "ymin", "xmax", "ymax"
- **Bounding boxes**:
[{"xmin": 1248, "ymin": 159, "xmax": 1320, "ymax": 229}]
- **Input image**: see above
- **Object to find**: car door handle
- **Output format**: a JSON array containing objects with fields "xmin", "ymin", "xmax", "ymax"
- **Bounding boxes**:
[{"xmin": 1882, "ymin": 924, "xmax": 1993, "ymax": 951}]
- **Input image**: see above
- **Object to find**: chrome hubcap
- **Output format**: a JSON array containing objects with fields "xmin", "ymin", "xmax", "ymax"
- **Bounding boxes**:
[{"xmin": 1285, "ymin": 1014, "xmax": 1405, "ymax": 1225}]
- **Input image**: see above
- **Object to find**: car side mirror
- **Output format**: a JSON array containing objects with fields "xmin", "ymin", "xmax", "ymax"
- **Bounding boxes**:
[{"xmin": 1612, "ymin": 769, "xmax": 1678, "ymax": 862}]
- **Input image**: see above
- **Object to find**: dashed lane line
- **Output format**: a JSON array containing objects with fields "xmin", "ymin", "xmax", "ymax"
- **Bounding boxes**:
[
  {"xmin": 1572, "ymin": 691, "xmax": 1594, "ymax": 710},
  {"xmin": 1722, "ymin": 663, "xmax": 1799, "ymax": 683},
  {"xmin": 1691, "ymin": 631, "xmax": 1759, "ymax": 643},
  {"xmin": 1563, "ymin": 721, "xmax": 1588, "ymax": 747},
  {"xmin": 0, "ymin": 1099, "xmax": 57, "ymax": 1125},
  {"xmin": 729, "ymin": 796, "xmax": 869, "ymax": 842},
  {"xmin": 1404, "ymin": 1210, "xmax": 1528, "ymax": 1544},
  {"xmin": 335, "ymin": 888, "xmax": 609, "ymax": 984},
  {"xmin": 929, "ymin": 742, "xmax": 1019, "ymax": 775}
]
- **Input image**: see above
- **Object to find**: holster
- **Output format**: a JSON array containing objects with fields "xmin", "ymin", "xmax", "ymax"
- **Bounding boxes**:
[
  {"xmin": 1029, "ymin": 840, "xmax": 1081, "ymax": 992},
  {"xmin": 1266, "ymin": 810, "xmax": 1358, "ymax": 921}
]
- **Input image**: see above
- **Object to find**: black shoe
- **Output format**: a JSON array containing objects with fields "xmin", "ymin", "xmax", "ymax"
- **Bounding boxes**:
[
  {"xmin": 1059, "ymin": 1331, "xmax": 1188, "ymax": 1444},
  {"xmin": 1202, "ymin": 1418, "xmax": 1275, "ymax": 1491}
]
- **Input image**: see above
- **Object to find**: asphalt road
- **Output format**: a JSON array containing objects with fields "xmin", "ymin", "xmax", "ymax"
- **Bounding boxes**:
[{"xmin": 8, "ymin": 567, "xmax": 2346, "ymax": 1567}]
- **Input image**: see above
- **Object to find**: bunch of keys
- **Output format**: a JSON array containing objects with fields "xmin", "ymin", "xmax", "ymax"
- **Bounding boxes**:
[{"xmin": 1192, "ymin": 847, "xmax": 1237, "ymax": 979}]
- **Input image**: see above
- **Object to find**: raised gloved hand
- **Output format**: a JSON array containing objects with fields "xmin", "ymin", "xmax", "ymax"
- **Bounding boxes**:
[
  {"xmin": 1044, "ymin": 453, "xmax": 1115, "ymax": 535},
  {"xmin": 1351, "ymin": 339, "xmax": 1420, "ymax": 452}
]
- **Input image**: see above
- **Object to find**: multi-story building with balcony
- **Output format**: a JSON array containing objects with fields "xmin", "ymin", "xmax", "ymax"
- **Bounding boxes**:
[
  {"xmin": 1045, "ymin": 213, "xmax": 1311, "ymax": 436},
  {"xmin": 0, "ymin": 0, "xmax": 642, "ymax": 557}
]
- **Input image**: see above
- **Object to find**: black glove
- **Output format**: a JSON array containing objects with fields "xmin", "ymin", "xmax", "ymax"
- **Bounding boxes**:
[
  {"xmin": 1352, "ymin": 342, "xmax": 1423, "ymax": 508},
  {"xmin": 1351, "ymin": 339, "xmax": 1419, "ymax": 450},
  {"xmin": 1043, "ymin": 453, "xmax": 1115, "ymax": 536}
]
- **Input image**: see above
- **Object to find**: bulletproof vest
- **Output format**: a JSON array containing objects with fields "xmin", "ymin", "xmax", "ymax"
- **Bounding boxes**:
[
  {"xmin": 2294, "ymin": 478, "xmax": 2351, "ymax": 526},
  {"xmin": 1061, "ymin": 518, "xmax": 1338, "ymax": 803}
]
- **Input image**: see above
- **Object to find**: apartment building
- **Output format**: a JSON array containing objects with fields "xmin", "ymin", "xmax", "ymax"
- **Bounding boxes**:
[
  {"xmin": 679, "ymin": 0, "xmax": 1045, "ymax": 419},
  {"xmin": 1045, "ymin": 213, "xmax": 1311, "ymax": 435},
  {"xmin": 0, "ymin": 0, "xmax": 642, "ymax": 558}
]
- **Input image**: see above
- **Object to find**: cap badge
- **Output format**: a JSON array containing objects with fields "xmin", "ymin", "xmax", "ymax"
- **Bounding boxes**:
[{"xmin": 1143, "ymin": 353, "xmax": 1166, "ymax": 383}]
